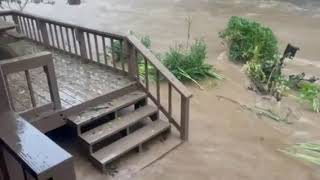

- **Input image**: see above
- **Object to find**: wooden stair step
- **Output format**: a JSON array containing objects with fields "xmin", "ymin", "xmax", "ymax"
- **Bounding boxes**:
[
  {"xmin": 91, "ymin": 120, "xmax": 170, "ymax": 168},
  {"xmin": 80, "ymin": 105, "xmax": 158, "ymax": 145},
  {"xmin": 68, "ymin": 90, "xmax": 147, "ymax": 127}
]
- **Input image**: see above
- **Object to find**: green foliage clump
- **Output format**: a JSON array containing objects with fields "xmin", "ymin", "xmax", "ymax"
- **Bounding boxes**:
[
  {"xmin": 220, "ymin": 16, "xmax": 279, "ymax": 64},
  {"xmin": 220, "ymin": 16, "xmax": 283, "ymax": 95},
  {"xmin": 162, "ymin": 39, "xmax": 222, "ymax": 86},
  {"xmin": 299, "ymin": 83, "xmax": 320, "ymax": 112}
]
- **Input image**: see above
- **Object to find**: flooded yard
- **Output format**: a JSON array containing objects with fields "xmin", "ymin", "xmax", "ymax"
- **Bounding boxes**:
[{"xmin": 23, "ymin": 0, "xmax": 320, "ymax": 179}]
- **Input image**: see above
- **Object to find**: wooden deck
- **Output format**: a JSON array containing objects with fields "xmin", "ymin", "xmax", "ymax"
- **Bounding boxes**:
[{"xmin": 5, "ymin": 40, "xmax": 134, "ymax": 113}]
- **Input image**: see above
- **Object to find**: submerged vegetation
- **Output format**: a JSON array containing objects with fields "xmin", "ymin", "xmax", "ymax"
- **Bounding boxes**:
[
  {"xmin": 220, "ymin": 16, "xmax": 282, "ymax": 96},
  {"xmin": 280, "ymin": 143, "xmax": 320, "ymax": 165},
  {"xmin": 162, "ymin": 39, "xmax": 222, "ymax": 87},
  {"xmin": 299, "ymin": 83, "xmax": 320, "ymax": 112}
]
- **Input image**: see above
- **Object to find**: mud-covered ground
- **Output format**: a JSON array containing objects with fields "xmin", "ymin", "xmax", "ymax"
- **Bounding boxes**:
[{"xmin": 24, "ymin": 0, "xmax": 320, "ymax": 179}]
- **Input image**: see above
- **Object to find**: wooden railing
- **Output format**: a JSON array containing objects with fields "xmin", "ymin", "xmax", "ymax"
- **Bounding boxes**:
[
  {"xmin": 0, "ymin": 10, "xmax": 192, "ymax": 140},
  {"xmin": 0, "ymin": 52, "xmax": 61, "ymax": 115},
  {"xmin": 0, "ymin": 62, "xmax": 75, "ymax": 180}
]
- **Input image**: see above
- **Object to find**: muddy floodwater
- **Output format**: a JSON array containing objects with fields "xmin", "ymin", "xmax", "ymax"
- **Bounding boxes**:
[{"xmin": 26, "ymin": 0, "xmax": 320, "ymax": 179}]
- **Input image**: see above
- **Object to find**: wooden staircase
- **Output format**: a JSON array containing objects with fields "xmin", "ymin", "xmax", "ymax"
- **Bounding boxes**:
[{"xmin": 67, "ymin": 86, "xmax": 171, "ymax": 173}]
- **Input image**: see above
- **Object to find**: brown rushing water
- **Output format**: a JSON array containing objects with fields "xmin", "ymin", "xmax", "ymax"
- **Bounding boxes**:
[{"xmin": 27, "ymin": 0, "xmax": 320, "ymax": 179}]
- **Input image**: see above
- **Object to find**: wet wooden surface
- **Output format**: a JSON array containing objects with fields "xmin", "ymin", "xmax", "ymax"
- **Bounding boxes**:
[
  {"xmin": 5, "ymin": 40, "xmax": 133, "ymax": 113},
  {"xmin": 0, "ymin": 111, "xmax": 74, "ymax": 179}
]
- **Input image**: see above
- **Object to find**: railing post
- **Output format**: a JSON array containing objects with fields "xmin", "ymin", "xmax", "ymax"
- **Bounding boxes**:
[
  {"xmin": 125, "ymin": 40, "xmax": 138, "ymax": 79},
  {"xmin": 12, "ymin": 14, "xmax": 21, "ymax": 33},
  {"xmin": 37, "ymin": 20, "xmax": 50, "ymax": 45},
  {"xmin": 180, "ymin": 96, "xmax": 190, "ymax": 141},
  {"xmin": 43, "ymin": 54, "xmax": 61, "ymax": 110},
  {"xmin": 75, "ymin": 28, "xmax": 88, "ymax": 63}
]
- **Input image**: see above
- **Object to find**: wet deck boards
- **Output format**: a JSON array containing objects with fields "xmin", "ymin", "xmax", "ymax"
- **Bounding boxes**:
[{"xmin": 5, "ymin": 40, "xmax": 133, "ymax": 113}]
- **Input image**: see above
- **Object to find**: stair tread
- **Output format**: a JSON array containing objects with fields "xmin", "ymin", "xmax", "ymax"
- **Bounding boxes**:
[
  {"xmin": 68, "ymin": 90, "xmax": 147, "ymax": 126},
  {"xmin": 80, "ymin": 105, "xmax": 158, "ymax": 145},
  {"xmin": 91, "ymin": 120, "xmax": 170, "ymax": 165}
]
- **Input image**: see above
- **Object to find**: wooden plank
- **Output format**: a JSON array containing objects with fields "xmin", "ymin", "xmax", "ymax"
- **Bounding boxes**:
[
  {"xmin": 68, "ymin": 90, "xmax": 147, "ymax": 127},
  {"xmin": 91, "ymin": 120, "xmax": 170, "ymax": 166},
  {"xmin": 0, "ymin": 52, "xmax": 52, "ymax": 74},
  {"xmin": 81, "ymin": 105, "xmax": 158, "ymax": 145}
]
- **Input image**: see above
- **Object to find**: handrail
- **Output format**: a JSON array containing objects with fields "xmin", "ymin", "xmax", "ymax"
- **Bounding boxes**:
[
  {"xmin": 125, "ymin": 35, "xmax": 192, "ymax": 140},
  {"xmin": 126, "ymin": 35, "xmax": 193, "ymax": 98}
]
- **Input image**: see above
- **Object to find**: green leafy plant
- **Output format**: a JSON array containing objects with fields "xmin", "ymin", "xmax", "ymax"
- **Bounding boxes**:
[
  {"xmin": 220, "ymin": 16, "xmax": 279, "ymax": 64},
  {"xmin": 162, "ymin": 39, "xmax": 222, "ymax": 88},
  {"xmin": 220, "ymin": 16, "xmax": 286, "ymax": 97},
  {"xmin": 299, "ymin": 83, "xmax": 320, "ymax": 112}
]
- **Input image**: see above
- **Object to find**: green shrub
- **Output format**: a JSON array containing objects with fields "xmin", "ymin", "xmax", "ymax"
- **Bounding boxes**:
[
  {"xmin": 220, "ymin": 16, "xmax": 282, "ymax": 94},
  {"xmin": 220, "ymin": 16, "xmax": 279, "ymax": 64},
  {"xmin": 162, "ymin": 39, "xmax": 222, "ymax": 86},
  {"xmin": 299, "ymin": 83, "xmax": 320, "ymax": 112}
]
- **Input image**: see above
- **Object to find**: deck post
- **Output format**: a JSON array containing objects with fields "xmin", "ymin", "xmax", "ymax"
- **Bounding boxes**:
[
  {"xmin": 38, "ymin": 20, "xmax": 50, "ymax": 45},
  {"xmin": 11, "ymin": 14, "xmax": 21, "ymax": 33},
  {"xmin": 43, "ymin": 54, "xmax": 62, "ymax": 110},
  {"xmin": 75, "ymin": 29, "xmax": 88, "ymax": 63},
  {"xmin": 180, "ymin": 96, "xmax": 190, "ymax": 141},
  {"xmin": 126, "ymin": 40, "xmax": 138, "ymax": 79}
]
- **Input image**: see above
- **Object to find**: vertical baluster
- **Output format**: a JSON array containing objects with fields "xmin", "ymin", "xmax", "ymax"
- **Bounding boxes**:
[
  {"xmin": 30, "ymin": 19, "xmax": 37, "ymax": 41},
  {"xmin": 94, "ymin": 34, "xmax": 100, "ymax": 63},
  {"xmin": 156, "ymin": 70, "xmax": 160, "ymax": 105},
  {"xmin": 3, "ymin": 16, "xmax": 6, "ymax": 21},
  {"xmin": 18, "ymin": 16, "xmax": 25, "ymax": 34},
  {"xmin": 65, "ymin": 28, "xmax": 71, "ymax": 52},
  {"xmin": 54, "ymin": 25, "xmax": 60, "ymax": 49},
  {"xmin": 180, "ymin": 96, "xmax": 190, "ymax": 140},
  {"xmin": 38, "ymin": 20, "xmax": 49, "ymax": 45},
  {"xmin": 12, "ymin": 14, "xmax": 21, "ymax": 33},
  {"xmin": 86, "ymin": 32, "xmax": 93, "ymax": 60},
  {"xmin": 72, "ymin": 28, "xmax": 78, "ymax": 55},
  {"xmin": 48, "ymin": 24, "xmax": 55, "ymax": 47},
  {"xmin": 26, "ymin": 18, "xmax": 33, "ymax": 40},
  {"xmin": 22, "ymin": 17, "xmax": 30, "ymax": 38},
  {"xmin": 25, "ymin": 70, "xmax": 36, "ymax": 108},
  {"xmin": 75, "ymin": 29, "xmax": 87, "ymax": 61},
  {"xmin": 168, "ymin": 84, "xmax": 172, "ymax": 115},
  {"xmin": 60, "ymin": 26, "xmax": 66, "ymax": 51},
  {"xmin": 111, "ymin": 39, "xmax": 117, "ymax": 68},
  {"xmin": 120, "ymin": 40, "xmax": 125, "ymax": 71},
  {"xmin": 144, "ymin": 58, "xmax": 149, "ymax": 90},
  {"xmin": 34, "ymin": 19, "xmax": 41, "ymax": 42},
  {"xmin": 102, "ymin": 37, "xmax": 107, "ymax": 65}
]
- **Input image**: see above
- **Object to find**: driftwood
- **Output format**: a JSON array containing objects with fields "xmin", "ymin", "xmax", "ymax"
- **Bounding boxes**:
[{"xmin": 216, "ymin": 95, "xmax": 292, "ymax": 124}]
